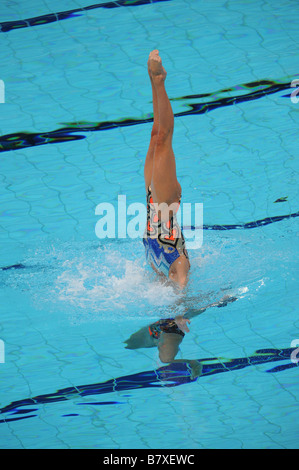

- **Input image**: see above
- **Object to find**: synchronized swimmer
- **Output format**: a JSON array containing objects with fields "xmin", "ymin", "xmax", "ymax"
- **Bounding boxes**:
[
  {"xmin": 125, "ymin": 51, "xmax": 237, "ymax": 376},
  {"xmin": 142, "ymin": 50, "xmax": 190, "ymax": 290}
]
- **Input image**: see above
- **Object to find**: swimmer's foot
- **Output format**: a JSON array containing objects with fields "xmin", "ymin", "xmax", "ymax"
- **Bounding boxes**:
[
  {"xmin": 148, "ymin": 50, "xmax": 167, "ymax": 83},
  {"xmin": 188, "ymin": 360, "xmax": 203, "ymax": 379},
  {"xmin": 216, "ymin": 295, "xmax": 238, "ymax": 308}
]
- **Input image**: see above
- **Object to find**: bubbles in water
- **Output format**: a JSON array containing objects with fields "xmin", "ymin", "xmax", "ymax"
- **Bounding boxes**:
[
  {"xmin": 2, "ymin": 228, "xmax": 280, "ymax": 325},
  {"xmin": 2, "ymin": 239, "xmax": 182, "ymax": 323},
  {"xmin": 54, "ymin": 253, "xmax": 180, "ymax": 315}
]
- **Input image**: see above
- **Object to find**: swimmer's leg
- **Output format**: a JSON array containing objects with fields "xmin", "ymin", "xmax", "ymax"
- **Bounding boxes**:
[
  {"xmin": 158, "ymin": 333, "xmax": 202, "ymax": 379},
  {"xmin": 147, "ymin": 50, "xmax": 190, "ymax": 287},
  {"xmin": 144, "ymin": 58, "xmax": 160, "ymax": 189},
  {"xmin": 158, "ymin": 333, "xmax": 183, "ymax": 363},
  {"xmin": 124, "ymin": 326, "xmax": 156, "ymax": 349},
  {"xmin": 147, "ymin": 50, "xmax": 181, "ymax": 206}
]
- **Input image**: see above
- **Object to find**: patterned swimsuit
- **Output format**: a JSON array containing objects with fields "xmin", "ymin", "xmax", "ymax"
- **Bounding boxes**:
[
  {"xmin": 148, "ymin": 318, "xmax": 185, "ymax": 339},
  {"xmin": 143, "ymin": 186, "xmax": 189, "ymax": 277}
]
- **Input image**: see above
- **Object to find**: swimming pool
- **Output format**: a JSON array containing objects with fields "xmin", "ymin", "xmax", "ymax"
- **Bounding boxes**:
[{"xmin": 0, "ymin": 0, "xmax": 298, "ymax": 450}]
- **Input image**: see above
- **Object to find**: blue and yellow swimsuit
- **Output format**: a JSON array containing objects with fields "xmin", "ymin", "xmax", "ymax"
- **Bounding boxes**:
[{"xmin": 143, "ymin": 186, "xmax": 189, "ymax": 277}]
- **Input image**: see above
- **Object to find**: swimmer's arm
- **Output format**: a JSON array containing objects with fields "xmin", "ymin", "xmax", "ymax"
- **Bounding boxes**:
[
  {"xmin": 173, "ymin": 305, "xmax": 207, "ymax": 332},
  {"xmin": 183, "ymin": 306, "xmax": 207, "ymax": 321},
  {"xmin": 173, "ymin": 316, "xmax": 191, "ymax": 333},
  {"xmin": 176, "ymin": 295, "xmax": 238, "ymax": 330}
]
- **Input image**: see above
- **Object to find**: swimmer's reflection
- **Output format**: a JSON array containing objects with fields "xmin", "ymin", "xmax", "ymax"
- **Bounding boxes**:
[{"xmin": 125, "ymin": 295, "xmax": 237, "ymax": 378}]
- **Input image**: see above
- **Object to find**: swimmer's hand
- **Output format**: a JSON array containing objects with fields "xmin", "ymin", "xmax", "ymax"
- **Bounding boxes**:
[
  {"xmin": 174, "ymin": 316, "xmax": 191, "ymax": 333},
  {"xmin": 214, "ymin": 295, "xmax": 238, "ymax": 308}
]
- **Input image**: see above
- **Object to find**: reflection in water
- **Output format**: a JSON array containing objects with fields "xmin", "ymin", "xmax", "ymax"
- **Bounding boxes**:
[
  {"xmin": 0, "ymin": 347, "xmax": 297, "ymax": 424},
  {"xmin": 125, "ymin": 295, "xmax": 238, "ymax": 378}
]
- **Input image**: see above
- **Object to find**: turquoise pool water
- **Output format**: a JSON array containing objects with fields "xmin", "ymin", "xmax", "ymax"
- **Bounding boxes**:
[{"xmin": 0, "ymin": 0, "xmax": 298, "ymax": 449}]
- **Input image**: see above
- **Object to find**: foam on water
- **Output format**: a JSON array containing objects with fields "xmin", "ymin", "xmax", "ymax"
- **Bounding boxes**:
[
  {"xmin": 54, "ymin": 253, "xmax": 181, "ymax": 315},
  {"xmin": 1, "ymin": 218, "xmax": 294, "ymax": 330},
  {"xmin": 1, "ymin": 234, "xmax": 265, "ymax": 327},
  {"xmin": 1, "ymin": 239, "xmax": 184, "ymax": 323}
]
